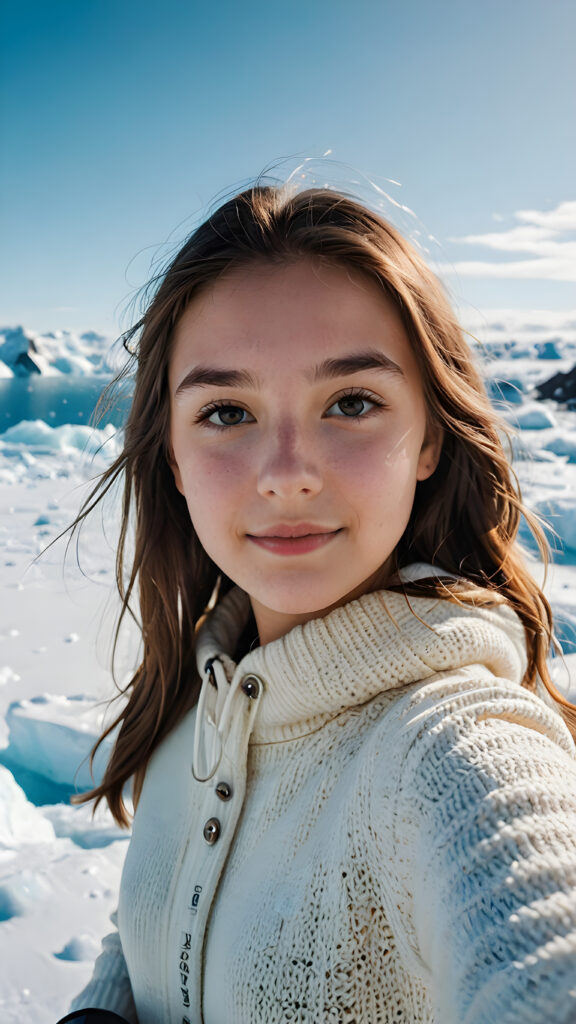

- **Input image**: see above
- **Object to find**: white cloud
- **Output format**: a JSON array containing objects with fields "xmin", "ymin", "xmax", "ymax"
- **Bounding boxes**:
[
  {"xmin": 515, "ymin": 201, "xmax": 576, "ymax": 232},
  {"xmin": 443, "ymin": 256, "xmax": 576, "ymax": 282},
  {"xmin": 436, "ymin": 200, "xmax": 576, "ymax": 282}
]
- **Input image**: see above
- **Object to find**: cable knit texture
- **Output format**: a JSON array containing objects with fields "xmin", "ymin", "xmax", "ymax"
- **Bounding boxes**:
[{"xmin": 70, "ymin": 580, "xmax": 576, "ymax": 1023}]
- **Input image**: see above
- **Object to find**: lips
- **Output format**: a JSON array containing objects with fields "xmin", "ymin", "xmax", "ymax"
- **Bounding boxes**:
[
  {"xmin": 247, "ymin": 525, "xmax": 342, "ymax": 555},
  {"xmin": 249, "ymin": 523, "xmax": 339, "ymax": 539}
]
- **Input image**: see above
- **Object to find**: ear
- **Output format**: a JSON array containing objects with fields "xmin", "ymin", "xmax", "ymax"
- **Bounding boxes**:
[
  {"xmin": 416, "ymin": 422, "xmax": 443, "ymax": 481},
  {"xmin": 166, "ymin": 444, "xmax": 185, "ymax": 495}
]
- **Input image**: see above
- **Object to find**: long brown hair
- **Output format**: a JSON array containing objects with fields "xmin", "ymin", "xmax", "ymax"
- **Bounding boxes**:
[{"xmin": 72, "ymin": 185, "xmax": 576, "ymax": 826}]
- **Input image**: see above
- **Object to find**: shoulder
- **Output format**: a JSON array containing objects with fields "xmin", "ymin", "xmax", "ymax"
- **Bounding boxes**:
[
  {"xmin": 364, "ymin": 594, "xmax": 575, "ymax": 808},
  {"xmin": 363, "ymin": 582, "xmax": 528, "ymax": 685}
]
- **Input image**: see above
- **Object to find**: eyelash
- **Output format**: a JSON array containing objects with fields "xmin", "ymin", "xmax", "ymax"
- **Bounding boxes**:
[
  {"xmin": 195, "ymin": 400, "xmax": 254, "ymax": 429},
  {"xmin": 195, "ymin": 388, "xmax": 386, "ymax": 429},
  {"xmin": 329, "ymin": 388, "xmax": 386, "ymax": 418}
]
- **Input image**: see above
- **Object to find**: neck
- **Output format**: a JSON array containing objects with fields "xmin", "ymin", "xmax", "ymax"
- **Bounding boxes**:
[{"xmin": 249, "ymin": 561, "xmax": 394, "ymax": 645}]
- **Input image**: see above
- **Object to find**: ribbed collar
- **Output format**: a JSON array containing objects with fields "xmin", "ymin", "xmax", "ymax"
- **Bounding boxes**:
[{"xmin": 195, "ymin": 569, "xmax": 526, "ymax": 744}]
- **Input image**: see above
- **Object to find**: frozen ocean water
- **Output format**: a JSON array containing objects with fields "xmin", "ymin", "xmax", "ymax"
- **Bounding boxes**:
[{"xmin": 1, "ymin": 317, "xmax": 576, "ymax": 1020}]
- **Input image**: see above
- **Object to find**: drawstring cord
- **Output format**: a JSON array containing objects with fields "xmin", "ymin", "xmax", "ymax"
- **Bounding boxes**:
[{"xmin": 192, "ymin": 656, "xmax": 252, "ymax": 782}]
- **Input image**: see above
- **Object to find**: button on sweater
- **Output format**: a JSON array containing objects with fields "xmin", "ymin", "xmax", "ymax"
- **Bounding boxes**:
[{"xmin": 70, "ymin": 579, "xmax": 576, "ymax": 1023}]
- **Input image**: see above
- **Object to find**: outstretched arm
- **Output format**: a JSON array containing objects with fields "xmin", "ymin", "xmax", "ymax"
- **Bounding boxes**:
[{"xmin": 394, "ymin": 671, "xmax": 576, "ymax": 1024}]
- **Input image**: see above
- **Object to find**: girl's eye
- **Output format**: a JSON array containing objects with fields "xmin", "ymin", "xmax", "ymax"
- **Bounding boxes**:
[
  {"xmin": 326, "ymin": 392, "xmax": 381, "ymax": 418},
  {"xmin": 202, "ymin": 404, "xmax": 253, "ymax": 427}
]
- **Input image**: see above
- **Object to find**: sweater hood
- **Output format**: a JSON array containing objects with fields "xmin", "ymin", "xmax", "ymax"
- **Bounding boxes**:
[{"xmin": 195, "ymin": 565, "xmax": 527, "ymax": 746}]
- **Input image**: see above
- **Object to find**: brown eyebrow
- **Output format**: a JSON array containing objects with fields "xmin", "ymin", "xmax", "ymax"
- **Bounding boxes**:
[
  {"xmin": 174, "ymin": 366, "xmax": 257, "ymax": 396},
  {"xmin": 173, "ymin": 348, "xmax": 404, "ymax": 397},
  {"xmin": 312, "ymin": 350, "xmax": 404, "ymax": 381}
]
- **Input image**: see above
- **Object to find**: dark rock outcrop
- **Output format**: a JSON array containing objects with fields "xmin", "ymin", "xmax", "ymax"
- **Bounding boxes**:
[{"xmin": 535, "ymin": 365, "xmax": 576, "ymax": 405}]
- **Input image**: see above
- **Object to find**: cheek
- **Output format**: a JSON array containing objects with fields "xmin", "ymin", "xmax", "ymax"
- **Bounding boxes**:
[
  {"xmin": 334, "ymin": 431, "xmax": 423, "ymax": 495},
  {"xmin": 176, "ymin": 450, "xmax": 249, "ymax": 526}
]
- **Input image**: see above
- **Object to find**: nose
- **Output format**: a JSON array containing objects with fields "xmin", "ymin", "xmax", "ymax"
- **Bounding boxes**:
[{"xmin": 256, "ymin": 421, "xmax": 323, "ymax": 499}]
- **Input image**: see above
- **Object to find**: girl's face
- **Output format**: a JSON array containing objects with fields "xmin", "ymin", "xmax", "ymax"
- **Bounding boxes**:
[{"xmin": 168, "ymin": 259, "xmax": 442, "ymax": 644}]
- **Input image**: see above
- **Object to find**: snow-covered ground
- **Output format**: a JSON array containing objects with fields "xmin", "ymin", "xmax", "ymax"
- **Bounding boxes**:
[
  {"xmin": 0, "ymin": 421, "xmax": 135, "ymax": 1021},
  {"xmin": 1, "ymin": 315, "xmax": 576, "ymax": 1021}
]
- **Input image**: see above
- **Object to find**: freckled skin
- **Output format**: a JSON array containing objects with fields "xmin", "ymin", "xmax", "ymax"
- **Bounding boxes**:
[{"xmin": 168, "ymin": 260, "xmax": 442, "ymax": 644}]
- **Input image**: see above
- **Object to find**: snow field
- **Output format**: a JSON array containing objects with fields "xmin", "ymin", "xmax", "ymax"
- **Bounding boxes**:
[{"xmin": 0, "ymin": 426, "xmax": 134, "ymax": 1021}]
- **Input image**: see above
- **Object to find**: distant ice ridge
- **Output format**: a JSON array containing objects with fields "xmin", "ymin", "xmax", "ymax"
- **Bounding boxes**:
[
  {"xmin": 462, "ymin": 308, "xmax": 576, "ymax": 348},
  {"xmin": 0, "ymin": 325, "xmax": 124, "ymax": 377},
  {"xmin": 0, "ymin": 420, "xmax": 121, "ymax": 484},
  {"xmin": 2, "ymin": 311, "xmax": 576, "ymax": 379},
  {"xmin": 0, "ymin": 419, "xmax": 119, "ymax": 454},
  {"xmin": 3, "ymin": 694, "xmax": 114, "ymax": 795}
]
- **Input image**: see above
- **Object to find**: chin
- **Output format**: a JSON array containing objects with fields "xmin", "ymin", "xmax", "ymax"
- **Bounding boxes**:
[{"xmin": 260, "ymin": 590, "xmax": 356, "ymax": 619}]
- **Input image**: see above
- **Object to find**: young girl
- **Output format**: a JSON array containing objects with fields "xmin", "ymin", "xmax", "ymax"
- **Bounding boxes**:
[{"xmin": 61, "ymin": 186, "xmax": 576, "ymax": 1024}]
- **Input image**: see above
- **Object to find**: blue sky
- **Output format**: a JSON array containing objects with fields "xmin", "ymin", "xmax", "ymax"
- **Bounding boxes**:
[{"xmin": 1, "ymin": 0, "xmax": 575, "ymax": 334}]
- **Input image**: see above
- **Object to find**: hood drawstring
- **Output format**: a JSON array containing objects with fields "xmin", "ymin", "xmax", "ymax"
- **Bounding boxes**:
[{"xmin": 192, "ymin": 656, "xmax": 250, "ymax": 782}]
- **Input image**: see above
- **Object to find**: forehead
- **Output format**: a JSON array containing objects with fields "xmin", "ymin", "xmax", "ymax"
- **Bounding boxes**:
[{"xmin": 169, "ymin": 258, "xmax": 420, "ymax": 383}]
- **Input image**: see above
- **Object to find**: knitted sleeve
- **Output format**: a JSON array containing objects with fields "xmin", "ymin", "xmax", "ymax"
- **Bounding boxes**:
[
  {"xmin": 67, "ymin": 911, "xmax": 138, "ymax": 1022},
  {"xmin": 392, "ymin": 669, "xmax": 576, "ymax": 1024}
]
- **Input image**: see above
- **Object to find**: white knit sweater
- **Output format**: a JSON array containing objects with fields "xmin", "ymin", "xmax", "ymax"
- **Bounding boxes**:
[{"xmin": 70, "ymin": 580, "xmax": 576, "ymax": 1023}]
